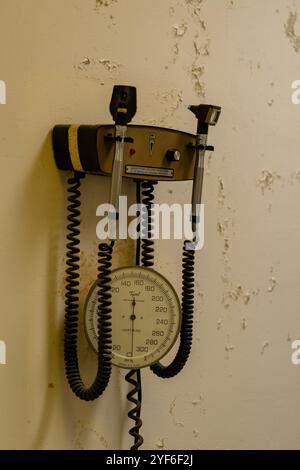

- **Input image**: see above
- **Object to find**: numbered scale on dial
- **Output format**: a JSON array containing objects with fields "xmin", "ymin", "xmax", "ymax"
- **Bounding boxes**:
[{"xmin": 84, "ymin": 266, "xmax": 181, "ymax": 369}]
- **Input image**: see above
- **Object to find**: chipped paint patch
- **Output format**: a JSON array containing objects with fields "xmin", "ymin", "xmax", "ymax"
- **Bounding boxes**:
[
  {"xmin": 217, "ymin": 221, "xmax": 224, "ymax": 234},
  {"xmin": 225, "ymin": 342, "xmax": 235, "ymax": 359},
  {"xmin": 193, "ymin": 39, "xmax": 210, "ymax": 56},
  {"xmin": 172, "ymin": 43, "xmax": 179, "ymax": 63},
  {"xmin": 268, "ymin": 276, "xmax": 277, "ymax": 293},
  {"xmin": 155, "ymin": 438, "xmax": 166, "ymax": 449},
  {"xmin": 81, "ymin": 57, "xmax": 91, "ymax": 65},
  {"xmin": 95, "ymin": 0, "xmax": 117, "ymax": 8},
  {"xmin": 217, "ymin": 218, "xmax": 230, "ymax": 236},
  {"xmin": 290, "ymin": 169, "xmax": 300, "ymax": 184},
  {"xmin": 261, "ymin": 341, "xmax": 270, "ymax": 355},
  {"xmin": 222, "ymin": 284, "xmax": 258, "ymax": 308},
  {"xmin": 99, "ymin": 58, "xmax": 120, "ymax": 71},
  {"xmin": 284, "ymin": 12, "xmax": 300, "ymax": 52},
  {"xmin": 193, "ymin": 429, "xmax": 200, "ymax": 438},
  {"xmin": 241, "ymin": 317, "xmax": 248, "ymax": 330},
  {"xmin": 75, "ymin": 57, "xmax": 120, "ymax": 76},
  {"xmin": 169, "ymin": 399, "xmax": 176, "ymax": 416},
  {"xmin": 218, "ymin": 177, "xmax": 225, "ymax": 205},
  {"xmin": 173, "ymin": 23, "xmax": 188, "ymax": 37},
  {"xmin": 257, "ymin": 169, "xmax": 280, "ymax": 194},
  {"xmin": 190, "ymin": 64, "xmax": 205, "ymax": 97},
  {"xmin": 169, "ymin": 6, "xmax": 175, "ymax": 16},
  {"xmin": 175, "ymin": 421, "xmax": 184, "ymax": 428},
  {"xmin": 185, "ymin": 0, "xmax": 206, "ymax": 28},
  {"xmin": 192, "ymin": 395, "xmax": 203, "ymax": 406},
  {"xmin": 223, "ymin": 238, "xmax": 230, "ymax": 254},
  {"xmin": 153, "ymin": 89, "xmax": 183, "ymax": 124}
]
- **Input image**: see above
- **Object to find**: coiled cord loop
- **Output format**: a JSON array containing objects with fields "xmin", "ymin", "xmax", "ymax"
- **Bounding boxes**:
[{"xmin": 64, "ymin": 172, "xmax": 114, "ymax": 401}]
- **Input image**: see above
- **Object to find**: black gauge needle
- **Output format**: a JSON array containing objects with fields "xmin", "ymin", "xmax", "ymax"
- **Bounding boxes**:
[{"xmin": 130, "ymin": 297, "xmax": 136, "ymax": 356}]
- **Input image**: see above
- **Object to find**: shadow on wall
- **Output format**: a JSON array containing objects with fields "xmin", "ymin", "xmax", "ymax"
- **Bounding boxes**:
[
  {"xmin": 20, "ymin": 131, "xmax": 127, "ymax": 449},
  {"xmin": 18, "ymin": 131, "xmax": 64, "ymax": 449}
]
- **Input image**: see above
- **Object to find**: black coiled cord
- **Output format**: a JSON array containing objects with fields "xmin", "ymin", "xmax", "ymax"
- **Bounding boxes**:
[
  {"xmin": 141, "ymin": 181, "xmax": 157, "ymax": 267},
  {"xmin": 125, "ymin": 180, "xmax": 144, "ymax": 450},
  {"xmin": 125, "ymin": 369, "xmax": 143, "ymax": 450},
  {"xmin": 64, "ymin": 172, "xmax": 114, "ymax": 401},
  {"xmin": 138, "ymin": 180, "xmax": 196, "ymax": 379},
  {"xmin": 150, "ymin": 243, "xmax": 195, "ymax": 378}
]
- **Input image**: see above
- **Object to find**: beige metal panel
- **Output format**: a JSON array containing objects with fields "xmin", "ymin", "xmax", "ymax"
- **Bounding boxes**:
[{"xmin": 97, "ymin": 125, "xmax": 197, "ymax": 181}]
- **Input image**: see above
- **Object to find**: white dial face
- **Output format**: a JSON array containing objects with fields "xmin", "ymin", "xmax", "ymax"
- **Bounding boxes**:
[{"xmin": 84, "ymin": 266, "xmax": 181, "ymax": 369}]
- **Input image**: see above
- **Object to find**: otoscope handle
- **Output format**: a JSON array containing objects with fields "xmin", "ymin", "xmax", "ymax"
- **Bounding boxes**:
[
  {"xmin": 191, "ymin": 133, "xmax": 207, "ymax": 233},
  {"xmin": 109, "ymin": 125, "xmax": 127, "ymax": 214},
  {"xmin": 189, "ymin": 103, "xmax": 221, "ymax": 238}
]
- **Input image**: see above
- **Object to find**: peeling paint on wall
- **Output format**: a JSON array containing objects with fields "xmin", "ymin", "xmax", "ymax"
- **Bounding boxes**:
[
  {"xmin": 185, "ymin": 0, "xmax": 206, "ymax": 29},
  {"xmin": 222, "ymin": 284, "xmax": 258, "ymax": 309},
  {"xmin": 192, "ymin": 396, "xmax": 203, "ymax": 406},
  {"xmin": 155, "ymin": 438, "xmax": 166, "ymax": 449},
  {"xmin": 261, "ymin": 341, "xmax": 270, "ymax": 355},
  {"xmin": 175, "ymin": 421, "xmax": 184, "ymax": 428},
  {"xmin": 172, "ymin": 43, "xmax": 179, "ymax": 63},
  {"xmin": 290, "ymin": 169, "xmax": 300, "ymax": 185},
  {"xmin": 169, "ymin": 399, "xmax": 176, "ymax": 416},
  {"xmin": 74, "ymin": 57, "xmax": 120, "ymax": 80},
  {"xmin": 98, "ymin": 59, "xmax": 119, "ymax": 71},
  {"xmin": 189, "ymin": 64, "xmax": 206, "ymax": 97},
  {"xmin": 257, "ymin": 169, "xmax": 281, "ymax": 194},
  {"xmin": 225, "ymin": 341, "xmax": 235, "ymax": 359},
  {"xmin": 218, "ymin": 177, "xmax": 225, "ymax": 205},
  {"xmin": 241, "ymin": 317, "xmax": 248, "ymax": 330},
  {"xmin": 95, "ymin": 0, "xmax": 117, "ymax": 9},
  {"xmin": 169, "ymin": 6, "xmax": 175, "ymax": 16},
  {"xmin": 268, "ymin": 276, "xmax": 277, "ymax": 293},
  {"xmin": 284, "ymin": 12, "xmax": 300, "ymax": 52},
  {"xmin": 173, "ymin": 23, "xmax": 188, "ymax": 37},
  {"xmin": 153, "ymin": 89, "xmax": 183, "ymax": 123},
  {"xmin": 193, "ymin": 39, "xmax": 210, "ymax": 56}
]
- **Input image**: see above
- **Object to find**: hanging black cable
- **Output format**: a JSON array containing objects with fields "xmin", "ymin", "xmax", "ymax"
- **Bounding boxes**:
[
  {"xmin": 150, "ymin": 242, "xmax": 195, "ymax": 378},
  {"xmin": 125, "ymin": 180, "xmax": 144, "ymax": 451},
  {"xmin": 135, "ymin": 179, "xmax": 142, "ymax": 267},
  {"xmin": 125, "ymin": 369, "xmax": 143, "ymax": 450},
  {"xmin": 138, "ymin": 180, "xmax": 196, "ymax": 379},
  {"xmin": 64, "ymin": 172, "xmax": 115, "ymax": 401},
  {"xmin": 140, "ymin": 180, "xmax": 157, "ymax": 267}
]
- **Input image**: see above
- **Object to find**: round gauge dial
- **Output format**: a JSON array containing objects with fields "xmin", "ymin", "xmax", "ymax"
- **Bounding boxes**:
[{"xmin": 84, "ymin": 266, "xmax": 181, "ymax": 369}]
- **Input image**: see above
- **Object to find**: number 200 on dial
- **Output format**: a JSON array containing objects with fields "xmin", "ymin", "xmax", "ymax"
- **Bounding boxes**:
[{"xmin": 84, "ymin": 266, "xmax": 181, "ymax": 369}]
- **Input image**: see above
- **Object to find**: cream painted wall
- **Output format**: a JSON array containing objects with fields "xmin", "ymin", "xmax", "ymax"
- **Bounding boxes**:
[{"xmin": 0, "ymin": 0, "xmax": 300, "ymax": 450}]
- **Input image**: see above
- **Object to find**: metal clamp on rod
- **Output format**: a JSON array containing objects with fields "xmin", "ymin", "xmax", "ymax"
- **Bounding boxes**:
[
  {"xmin": 187, "ymin": 142, "xmax": 215, "ymax": 152},
  {"xmin": 104, "ymin": 133, "xmax": 134, "ymax": 143}
]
